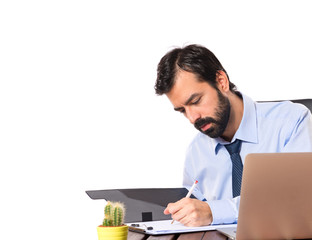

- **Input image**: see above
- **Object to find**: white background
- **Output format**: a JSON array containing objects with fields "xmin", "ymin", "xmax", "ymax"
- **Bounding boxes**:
[{"xmin": 0, "ymin": 1, "xmax": 311, "ymax": 239}]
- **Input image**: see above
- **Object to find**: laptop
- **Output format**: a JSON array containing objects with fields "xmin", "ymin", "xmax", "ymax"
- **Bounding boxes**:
[{"xmin": 217, "ymin": 152, "xmax": 312, "ymax": 240}]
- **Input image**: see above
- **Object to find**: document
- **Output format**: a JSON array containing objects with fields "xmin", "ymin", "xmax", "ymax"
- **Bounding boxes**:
[{"xmin": 127, "ymin": 220, "xmax": 237, "ymax": 235}]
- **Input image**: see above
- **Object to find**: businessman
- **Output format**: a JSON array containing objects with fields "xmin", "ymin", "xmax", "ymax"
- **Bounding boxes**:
[{"xmin": 154, "ymin": 44, "xmax": 312, "ymax": 227}]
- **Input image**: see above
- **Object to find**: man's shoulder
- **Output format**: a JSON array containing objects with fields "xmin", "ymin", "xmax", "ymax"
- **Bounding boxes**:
[{"xmin": 255, "ymin": 100, "xmax": 309, "ymax": 119}]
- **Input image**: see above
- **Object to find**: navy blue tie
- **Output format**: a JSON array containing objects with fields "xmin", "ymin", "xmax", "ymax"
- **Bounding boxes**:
[{"xmin": 225, "ymin": 139, "xmax": 243, "ymax": 198}]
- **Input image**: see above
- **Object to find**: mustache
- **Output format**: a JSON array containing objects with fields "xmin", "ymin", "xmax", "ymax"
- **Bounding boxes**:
[{"xmin": 194, "ymin": 117, "xmax": 218, "ymax": 130}]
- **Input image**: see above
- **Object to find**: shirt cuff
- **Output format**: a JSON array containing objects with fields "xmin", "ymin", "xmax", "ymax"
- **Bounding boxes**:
[{"xmin": 206, "ymin": 198, "xmax": 239, "ymax": 224}]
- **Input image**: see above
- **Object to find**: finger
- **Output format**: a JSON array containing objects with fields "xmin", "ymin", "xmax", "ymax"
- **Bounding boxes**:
[
  {"xmin": 163, "ymin": 207, "xmax": 170, "ymax": 215},
  {"xmin": 164, "ymin": 201, "xmax": 183, "ymax": 215},
  {"xmin": 170, "ymin": 202, "xmax": 190, "ymax": 222},
  {"xmin": 164, "ymin": 202, "xmax": 179, "ymax": 215},
  {"xmin": 172, "ymin": 210, "xmax": 187, "ymax": 223},
  {"xmin": 177, "ymin": 211, "xmax": 197, "ymax": 226}
]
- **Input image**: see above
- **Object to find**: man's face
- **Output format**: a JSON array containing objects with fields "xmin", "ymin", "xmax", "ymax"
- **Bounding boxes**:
[{"xmin": 166, "ymin": 70, "xmax": 231, "ymax": 138}]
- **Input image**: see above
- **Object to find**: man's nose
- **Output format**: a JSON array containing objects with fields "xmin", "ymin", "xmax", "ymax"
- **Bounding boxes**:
[{"xmin": 186, "ymin": 108, "xmax": 200, "ymax": 124}]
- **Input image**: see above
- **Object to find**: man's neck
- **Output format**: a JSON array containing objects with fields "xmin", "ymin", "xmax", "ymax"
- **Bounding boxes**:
[{"xmin": 221, "ymin": 94, "xmax": 244, "ymax": 142}]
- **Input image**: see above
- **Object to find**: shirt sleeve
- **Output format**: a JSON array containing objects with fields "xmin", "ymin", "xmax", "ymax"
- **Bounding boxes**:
[
  {"xmin": 206, "ymin": 197, "xmax": 240, "ymax": 224},
  {"xmin": 282, "ymin": 106, "xmax": 312, "ymax": 152}
]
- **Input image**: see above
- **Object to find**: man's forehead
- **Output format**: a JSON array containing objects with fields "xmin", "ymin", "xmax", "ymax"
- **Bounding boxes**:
[
  {"xmin": 166, "ymin": 73, "xmax": 211, "ymax": 104},
  {"xmin": 168, "ymin": 71, "xmax": 199, "ymax": 93}
]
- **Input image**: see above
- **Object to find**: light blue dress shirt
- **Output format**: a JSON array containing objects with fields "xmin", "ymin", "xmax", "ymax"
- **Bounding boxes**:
[{"xmin": 183, "ymin": 94, "xmax": 312, "ymax": 224}]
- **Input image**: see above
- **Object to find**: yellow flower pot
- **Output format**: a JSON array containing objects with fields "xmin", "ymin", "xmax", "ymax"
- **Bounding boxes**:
[{"xmin": 97, "ymin": 225, "xmax": 128, "ymax": 240}]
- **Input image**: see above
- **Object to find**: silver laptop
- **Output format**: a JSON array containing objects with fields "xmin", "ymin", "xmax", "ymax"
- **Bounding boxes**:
[{"xmin": 217, "ymin": 152, "xmax": 312, "ymax": 240}]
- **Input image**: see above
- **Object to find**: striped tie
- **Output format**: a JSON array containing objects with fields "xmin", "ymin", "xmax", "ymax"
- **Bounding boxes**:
[{"xmin": 225, "ymin": 139, "xmax": 243, "ymax": 198}]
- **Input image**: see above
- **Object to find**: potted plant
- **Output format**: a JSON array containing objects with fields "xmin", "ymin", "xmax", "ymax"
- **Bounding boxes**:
[{"xmin": 97, "ymin": 201, "xmax": 128, "ymax": 240}]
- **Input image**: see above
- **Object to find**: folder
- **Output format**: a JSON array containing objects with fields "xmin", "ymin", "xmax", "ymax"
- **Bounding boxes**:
[{"xmin": 86, "ymin": 188, "xmax": 196, "ymax": 223}]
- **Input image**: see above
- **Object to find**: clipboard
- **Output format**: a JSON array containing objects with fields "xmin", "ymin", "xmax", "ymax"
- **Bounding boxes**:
[{"xmin": 127, "ymin": 220, "xmax": 237, "ymax": 235}]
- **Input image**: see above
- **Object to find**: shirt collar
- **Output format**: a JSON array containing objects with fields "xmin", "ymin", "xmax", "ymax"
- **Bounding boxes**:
[{"xmin": 213, "ymin": 94, "xmax": 258, "ymax": 154}]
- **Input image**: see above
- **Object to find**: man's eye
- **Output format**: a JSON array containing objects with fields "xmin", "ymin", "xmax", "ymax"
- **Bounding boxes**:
[{"xmin": 192, "ymin": 97, "xmax": 201, "ymax": 105}]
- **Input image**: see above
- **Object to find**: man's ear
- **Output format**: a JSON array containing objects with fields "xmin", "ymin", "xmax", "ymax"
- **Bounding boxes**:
[{"xmin": 216, "ymin": 71, "xmax": 230, "ymax": 92}]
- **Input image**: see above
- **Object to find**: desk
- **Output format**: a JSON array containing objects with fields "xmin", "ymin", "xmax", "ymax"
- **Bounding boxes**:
[{"xmin": 128, "ymin": 230, "xmax": 227, "ymax": 240}]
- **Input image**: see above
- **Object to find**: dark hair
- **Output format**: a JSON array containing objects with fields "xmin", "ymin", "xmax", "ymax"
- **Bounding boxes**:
[{"xmin": 155, "ymin": 44, "xmax": 241, "ymax": 97}]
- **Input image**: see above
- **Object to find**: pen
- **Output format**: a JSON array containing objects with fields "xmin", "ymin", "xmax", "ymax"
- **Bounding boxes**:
[{"xmin": 171, "ymin": 180, "xmax": 198, "ymax": 224}]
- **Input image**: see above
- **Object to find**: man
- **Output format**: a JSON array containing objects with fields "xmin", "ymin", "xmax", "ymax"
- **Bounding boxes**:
[{"xmin": 154, "ymin": 44, "xmax": 312, "ymax": 227}]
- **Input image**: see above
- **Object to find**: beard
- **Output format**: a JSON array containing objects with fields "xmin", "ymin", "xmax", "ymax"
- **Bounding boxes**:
[{"xmin": 194, "ymin": 90, "xmax": 231, "ymax": 138}]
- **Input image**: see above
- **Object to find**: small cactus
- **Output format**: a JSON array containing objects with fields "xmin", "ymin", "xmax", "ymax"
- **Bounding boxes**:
[
  {"xmin": 104, "ymin": 202, "xmax": 113, "ymax": 218},
  {"xmin": 102, "ymin": 201, "xmax": 125, "ymax": 226}
]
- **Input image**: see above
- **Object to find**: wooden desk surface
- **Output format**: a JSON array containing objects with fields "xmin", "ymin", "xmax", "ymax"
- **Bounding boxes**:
[{"xmin": 128, "ymin": 230, "xmax": 227, "ymax": 240}]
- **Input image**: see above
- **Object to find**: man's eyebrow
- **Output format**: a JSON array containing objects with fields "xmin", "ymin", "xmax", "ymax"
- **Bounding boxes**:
[
  {"xmin": 173, "ymin": 93, "xmax": 202, "ymax": 112},
  {"xmin": 174, "ymin": 106, "xmax": 185, "ymax": 112},
  {"xmin": 184, "ymin": 93, "xmax": 201, "ymax": 105}
]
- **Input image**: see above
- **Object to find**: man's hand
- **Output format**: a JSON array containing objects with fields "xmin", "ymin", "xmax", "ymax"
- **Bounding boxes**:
[{"xmin": 164, "ymin": 198, "xmax": 213, "ymax": 227}]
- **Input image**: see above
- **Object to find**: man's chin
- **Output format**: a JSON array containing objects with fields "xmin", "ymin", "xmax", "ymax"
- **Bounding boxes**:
[
  {"xmin": 201, "ymin": 127, "xmax": 224, "ymax": 138},
  {"xmin": 201, "ymin": 128, "xmax": 216, "ymax": 138}
]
